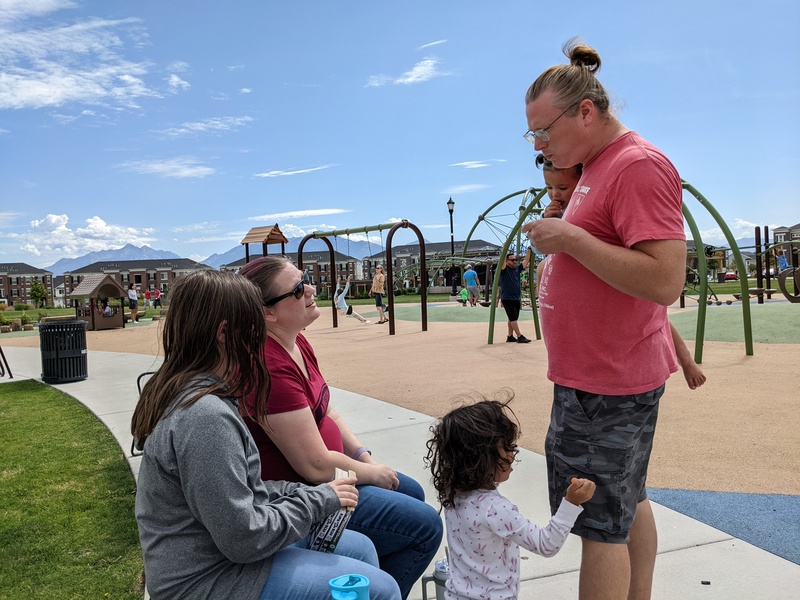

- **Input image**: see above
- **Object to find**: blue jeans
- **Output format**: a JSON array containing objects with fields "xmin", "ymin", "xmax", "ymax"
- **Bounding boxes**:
[
  {"xmin": 259, "ymin": 530, "xmax": 401, "ymax": 599},
  {"xmin": 347, "ymin": 472, "xmax": 443, "ymax": 599}
]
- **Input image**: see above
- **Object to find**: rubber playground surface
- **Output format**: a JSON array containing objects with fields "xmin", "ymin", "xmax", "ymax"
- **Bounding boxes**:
[{"xmin": 2, "ymin": 295, "xmax": 798, "ymax": 563}]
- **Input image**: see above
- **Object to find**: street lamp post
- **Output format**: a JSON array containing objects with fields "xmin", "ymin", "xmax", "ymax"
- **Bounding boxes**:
[{"xmin": 447, "ymin": 197, "xmax": 457, "ymax": 297}]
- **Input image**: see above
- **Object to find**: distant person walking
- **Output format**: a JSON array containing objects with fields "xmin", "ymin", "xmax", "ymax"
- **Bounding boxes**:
[
  {"xmin": 127, "ymin": 283, "xmax": 139, "ymax": 322},
  {"xmin": 144, "ymin": 288, "xmax": 151, "ymax": 308},
  {"xmin": 334, "ymin": 276, "xmax": 371, "ymax": 324},
  {"xmin": 370, "ymin": 265, "xmax": 388, "ymax": 324},
  {"xmin": 153, "ymin": 288, "xmax": 162, "ymax": 309},
  {"xmin": 462, "ymin": 264, "xmax": 481, "ymax": 306},
  {"xmin": 498, "ymin": 249, "xmax": 532, "ymax": 343}
]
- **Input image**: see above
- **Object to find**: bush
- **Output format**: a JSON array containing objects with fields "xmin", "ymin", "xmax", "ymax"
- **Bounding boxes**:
[{"xmin": 14, "ymin": 303, "xmax": 29, "ymax": 311}]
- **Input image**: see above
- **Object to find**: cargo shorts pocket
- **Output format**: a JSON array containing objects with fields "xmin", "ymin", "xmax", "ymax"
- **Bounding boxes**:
[{"xmin": 549, "ymin": 434, "xmax": 630, "ymax": 536}]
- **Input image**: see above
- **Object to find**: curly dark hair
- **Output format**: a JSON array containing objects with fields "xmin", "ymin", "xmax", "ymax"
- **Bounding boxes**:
[
  {"xmin": 535, "ymin": 153, "xmax": 583, "ymax": 178},
  {"xmin": 425, "ymin": 391, "xmax": 520, "ymax": 508}
]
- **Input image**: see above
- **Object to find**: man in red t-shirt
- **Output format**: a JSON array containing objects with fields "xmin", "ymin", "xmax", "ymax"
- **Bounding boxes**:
[{"xmin": 522, "ymin": 40, "xmax": 686, "ymax": 599}]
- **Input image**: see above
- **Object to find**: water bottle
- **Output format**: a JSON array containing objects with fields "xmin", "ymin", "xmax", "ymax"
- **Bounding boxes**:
[
  {"xmin": 329, "ymin": 573, "xmax": 370, "ymax": 600},
  {"xmin": 421, "ymin": 557, "xmax": 449, "ymax": 600}
]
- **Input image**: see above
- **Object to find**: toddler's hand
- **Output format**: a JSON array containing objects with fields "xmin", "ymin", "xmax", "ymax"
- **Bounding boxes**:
[
  {"xmin": 565, "ymin": 477, "xmax": 596, "ymax": 506},
  {"xmin": 543, "ymin": 201, "xmax": 565, "ymax": 219}
]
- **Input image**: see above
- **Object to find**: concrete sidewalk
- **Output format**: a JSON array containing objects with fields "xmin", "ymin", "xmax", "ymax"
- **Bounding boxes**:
[{"xmin": 2, "ymin": 345, "xmax": 798, "ymax": 599}]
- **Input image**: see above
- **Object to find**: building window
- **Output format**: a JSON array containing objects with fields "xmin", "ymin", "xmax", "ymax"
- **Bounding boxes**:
[
  {"xmin": 161, "ymin": 273, "xmax": 168, "ymax": 280},
  {"xmin": 149, "ymin": 272, "xmax": 156, "ymax": 280}
]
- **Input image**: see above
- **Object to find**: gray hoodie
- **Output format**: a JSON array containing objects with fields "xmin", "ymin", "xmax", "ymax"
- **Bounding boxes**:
[{"xmin": 135, "ymin": 386, "xmax": 340, "ymax": 599}]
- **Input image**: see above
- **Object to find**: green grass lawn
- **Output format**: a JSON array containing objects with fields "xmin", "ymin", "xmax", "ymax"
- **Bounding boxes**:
[{"xmin": 0, "ymin": 380, "xmax": 143, "ymax": 599}]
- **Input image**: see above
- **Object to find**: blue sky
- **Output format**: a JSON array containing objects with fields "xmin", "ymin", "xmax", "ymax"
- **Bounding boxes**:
[{"xmin": 2, "ymin": 0, "xmax": 799, "ymax": 268}]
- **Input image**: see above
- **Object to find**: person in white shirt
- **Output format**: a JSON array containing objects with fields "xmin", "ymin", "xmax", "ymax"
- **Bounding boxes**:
[{"xmin": 426, "ymin": 394, "xmax": 595, "ymax": 599}]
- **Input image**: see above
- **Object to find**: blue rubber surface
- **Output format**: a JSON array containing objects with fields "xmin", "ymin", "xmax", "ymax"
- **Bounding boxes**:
[{"xmin": 647, "ymin": 488, "xmax": 800, "ymax": 565}]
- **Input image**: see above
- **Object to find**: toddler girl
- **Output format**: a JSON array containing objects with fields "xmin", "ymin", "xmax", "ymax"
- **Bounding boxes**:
[{"xmin": 426, "ymin": 394, "xmax": 595, "ymax": 599}]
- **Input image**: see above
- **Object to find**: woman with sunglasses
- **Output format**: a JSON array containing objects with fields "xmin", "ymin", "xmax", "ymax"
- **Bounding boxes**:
[
  {"xmin": 370, "ymin": 265, "xmax": 388, "ymax": 323},
  {"xmin": 239, "ymin": 257, "xmax": 443, "ymax": 599},
  {"xmin": 131, "ymin": 270, "xmax": 400, "ymax": 600}
]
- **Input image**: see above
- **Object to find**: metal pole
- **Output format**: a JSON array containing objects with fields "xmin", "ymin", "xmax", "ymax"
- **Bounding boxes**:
[{"xmin": 448, "ymin": 198, "xmax": 457, "ymax": 296}]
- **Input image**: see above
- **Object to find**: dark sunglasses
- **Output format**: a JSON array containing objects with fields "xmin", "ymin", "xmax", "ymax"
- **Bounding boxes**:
[
  {"xmin": 264, "ymin": 271, "xmax": 310, "ymax": 307},
  {"xmin": 507, "ymin": 257, "xmax": 518, "ymax": 262}
]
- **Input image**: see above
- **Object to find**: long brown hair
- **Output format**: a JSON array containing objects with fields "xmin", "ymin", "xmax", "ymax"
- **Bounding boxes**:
[{"xmin": 131, "ymin": 270, "xmax": 271, "ymax": 444}]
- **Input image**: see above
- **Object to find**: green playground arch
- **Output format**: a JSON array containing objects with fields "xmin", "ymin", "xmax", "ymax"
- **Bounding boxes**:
[{"xmin": 461, "ymin": 181, "xmax": 775, "ymax": 361}]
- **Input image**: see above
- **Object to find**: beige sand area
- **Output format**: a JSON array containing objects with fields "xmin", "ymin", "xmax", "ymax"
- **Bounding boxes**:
[{"xmin": 4, "ymin": 300, "xmax": 798, "ymax": 496}]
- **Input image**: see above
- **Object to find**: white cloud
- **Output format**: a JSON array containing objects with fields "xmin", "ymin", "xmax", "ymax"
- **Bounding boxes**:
[
  {"xmin": 240, "ymin": 87, "xmax": 252, "ymax": 94},
  {"xmin": 0, "ymin": 8, "xmax": 161, "ymax": 110},
  {"xmin": 0, "ymin": 211, "xmax": 21, "ymax": 227},
  {"xmin": 118, "ymin": 157, "xmax": 215, "ymax": 178},
  {"xmin": 254, "ymin": 163, "xmax": 337, "ymax": 178},
  {"xmin": 248, "ymin": 208, "xmax": 349, "ymax": 221},
  {"xmin": 365, "ymin": 74, "xmax": 393, "ymax": 88},
  {"xmin": 692, "ymin": 217, "xmax": 765, "ymax": 245},
  {"xmin": 366, "ymin": 57, "xmax": 448, "ymax": 88},
  {"xmin": 450, "ymin": 159, "xmax": 506, "ymax": 169},
  {"xmin": 443, "ymin": 184, "xmax": 490, "ymax": 194},
  {"xmin": 17, "ymin": 213, "xmax": 156, "ymax": 259},
  {"xmin": 171, "ymin": 221, "xmax": 220, "ymax": 233},
  {"xmin": 155, "ymin": 115, "xmax": 253, "ymax": 138},
  {"xmin": 167, "ymin": 73, "xmax": 190, "ymax": 93},
  {"xmin": 167, "ymin": 60, "xmax": 190, "ymax": 73},
  {"xmin": 396, "ymin": 58, "xmax": 444, "ymax": 85},
  {"xmin": 418, "ymin": 40, "xmax": 447, "ymax": 51}
]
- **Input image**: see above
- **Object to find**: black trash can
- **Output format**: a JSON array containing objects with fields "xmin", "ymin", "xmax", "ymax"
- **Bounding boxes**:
[
  {"xmin": 717, "ymin": 272, "xmax": 726, "ymax": 284},
  {"xmin": 39, "ymin": 320, "xmax": 88, "ymax": 383}
]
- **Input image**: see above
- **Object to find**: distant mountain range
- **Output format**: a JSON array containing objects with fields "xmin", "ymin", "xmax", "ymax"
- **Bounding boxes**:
[
  {"xmin": 44, "ymin": 235, "xmax": 760, "ymax": 276},
  {"xmin": 45, "ymin": 244, "xmax": 182, "ymax": 276},
  {"xmin": 43, "ymin": 237, "xmax": 393, "ymax": 275}
]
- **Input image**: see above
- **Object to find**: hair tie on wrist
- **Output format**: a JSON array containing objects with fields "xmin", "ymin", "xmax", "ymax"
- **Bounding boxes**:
[{"xmin": 352, "ymin": 447, "xmax": 372, "ymax": 460}]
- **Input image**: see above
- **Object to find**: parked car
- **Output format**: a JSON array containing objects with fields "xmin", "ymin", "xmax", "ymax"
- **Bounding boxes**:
[{"xmin": 724, "ymin": 272, "xmax": 739, "ymax": 281}]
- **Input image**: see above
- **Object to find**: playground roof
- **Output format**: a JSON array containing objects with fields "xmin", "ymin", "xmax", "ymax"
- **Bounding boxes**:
[
  {"xmin": 240, "ymin": 224, "xmax": 289, "ymax": 246},
  {"xmin": 70, "ymin": 273, "xmax": 127, "ymax": 299}
]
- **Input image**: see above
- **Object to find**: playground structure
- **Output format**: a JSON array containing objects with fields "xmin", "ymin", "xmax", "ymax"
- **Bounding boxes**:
[
  {"xmin": 462, "ymin": 186, "xmax": 548, "ymax": 344},
  {"xmin": 462, "ymin": 181, "xmax": 799, "ymax": 361},
  {"xmin": 298, "ymin": 220, "xmax": 429, "ymax": 336}
]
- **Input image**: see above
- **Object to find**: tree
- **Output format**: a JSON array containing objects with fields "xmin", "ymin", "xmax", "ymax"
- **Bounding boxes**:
[{"xmin": 29, "ymin": 278, "xmax": 47, "ymax": 308}]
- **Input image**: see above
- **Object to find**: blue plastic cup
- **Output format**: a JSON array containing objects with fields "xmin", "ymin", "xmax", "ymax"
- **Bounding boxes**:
[{"xmin": 329, "ymin": 573, "xmax": 370, "ymax": 600}]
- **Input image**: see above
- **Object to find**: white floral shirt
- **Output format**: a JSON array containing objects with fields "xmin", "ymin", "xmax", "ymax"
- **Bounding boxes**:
[{"xmin": 444, "ymin": 489, "xmax": 582, "ymax": 599}]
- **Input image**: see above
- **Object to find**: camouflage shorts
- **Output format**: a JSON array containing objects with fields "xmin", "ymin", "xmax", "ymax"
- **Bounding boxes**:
[{"xmin": 546, "ymin": 383, "xmax": 664, "ymax": 543}]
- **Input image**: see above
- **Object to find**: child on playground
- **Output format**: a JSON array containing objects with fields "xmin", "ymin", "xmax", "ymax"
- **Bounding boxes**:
[
  {"xmin": 534, "ymin": 154, "xmax": 707, "ymax": 390},
  {"xmin": 425, "ymin": 393, "xmax": 596, "ymax": 600},
  {"xmin": 334, "ymin": 275, "xmax": 371, "ymax": 324},
  {"xmin": 459, "ymin": 286, "xmax": 469, "ymax": 306}
]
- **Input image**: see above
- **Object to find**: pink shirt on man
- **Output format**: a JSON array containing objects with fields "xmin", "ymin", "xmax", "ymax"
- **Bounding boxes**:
[{"xmin": 538, "ymin": 132, "xmax": 685, "ymax": 395}]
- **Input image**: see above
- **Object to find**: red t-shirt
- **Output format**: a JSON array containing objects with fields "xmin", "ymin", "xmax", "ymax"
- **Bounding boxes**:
[
  {"xmin": 538, "ymin": 132, "xmax": 685, "ymax": 395},
  {"xmin": 242, "ymin": 333, "xmax": 343, "ymax": 483}
]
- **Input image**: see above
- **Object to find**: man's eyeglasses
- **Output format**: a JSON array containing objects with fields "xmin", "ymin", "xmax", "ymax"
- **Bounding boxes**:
[
  {"xmin": 507, "ymin": 257, "xmax": 517, "ymax": 263},
  {"xmin": 523, "ymin": 102, "xmax": 578, "ymax": 144},
  {"xmin": 264, "ymin": 272, "xmax": 310, "ymax": 307}
]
